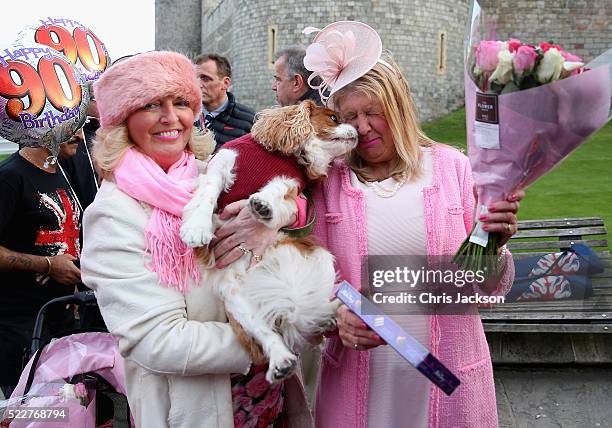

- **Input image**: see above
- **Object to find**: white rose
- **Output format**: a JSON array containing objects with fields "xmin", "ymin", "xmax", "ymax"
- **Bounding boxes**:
[
  {"xmin": 58, "ymin": 384, "xmax": 77, "ymax": 401},
  {"xmin": 489, "ymin": 49, "xmax": 514, "ymax": 85},
  {"xmin": 563, "ymin": 61, "xmax": 584, "ymax": 72},
  {"xmin": 537, "ymin": 48, "xmax": 565, "ymax": 83}
]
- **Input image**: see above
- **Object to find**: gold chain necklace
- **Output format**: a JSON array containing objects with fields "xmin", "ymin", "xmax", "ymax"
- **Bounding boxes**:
[{"xmin": 364, "ymin": 172, "xmax": 408, "ymax": 198}]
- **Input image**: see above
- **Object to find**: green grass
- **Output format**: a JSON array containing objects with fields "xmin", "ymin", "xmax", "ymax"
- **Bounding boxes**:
[
  {"xmin": 422, "ymin": 108, "xmax": 468, "ymax": 151},
  {"xmin": 0, "ymin": 153, "xmax": 9, "ymax": 162},
  {"xmin": 422, "ymin": 108, "xmax": 612, "ymax": 245}
]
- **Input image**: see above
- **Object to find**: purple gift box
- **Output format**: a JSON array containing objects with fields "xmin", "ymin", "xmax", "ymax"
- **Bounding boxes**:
[{"xmin": 336, "ymin": 281, "xmax": 461, "ymax": 396}]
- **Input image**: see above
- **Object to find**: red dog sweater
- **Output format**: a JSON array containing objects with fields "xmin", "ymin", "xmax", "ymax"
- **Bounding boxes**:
[{"xmin": 215, "ymin": 134, "xmax": 307, "ymax": 212}]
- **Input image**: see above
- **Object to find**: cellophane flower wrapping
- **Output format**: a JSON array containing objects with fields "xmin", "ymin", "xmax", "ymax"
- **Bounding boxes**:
[{"xmin": 453, "ymin": 0, "xmax": 612, "ymax": 276}]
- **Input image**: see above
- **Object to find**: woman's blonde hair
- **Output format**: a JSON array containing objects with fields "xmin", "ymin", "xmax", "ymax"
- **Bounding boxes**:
[
  {"xmin": 332, "ymin": 55, "xmax": 433, "ymax": 182},
  {"xmin": 93, "ymin": 125, "xmax": 215, "ymax": 179}
]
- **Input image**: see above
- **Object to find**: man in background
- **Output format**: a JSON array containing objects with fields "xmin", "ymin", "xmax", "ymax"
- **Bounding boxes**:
[
  {"xmin": 272, "ymin": 47, "xmax": 322, "ymax": 107},
  {"xmin": 59, "ymin": 83, "xmax": 100, "ymax": 213},
  {"xmin": 194, "ymin": 53, "xmax": 255, "ymax": 148},
  {"xmin": 0, "ymin": 136, "xmax": 82, "ymax": 398}
]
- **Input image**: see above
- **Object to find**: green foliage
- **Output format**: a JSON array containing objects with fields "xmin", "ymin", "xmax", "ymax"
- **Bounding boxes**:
[{"xmin": 422, "ymin": 108, "xmax": 612, "ymax": 244}]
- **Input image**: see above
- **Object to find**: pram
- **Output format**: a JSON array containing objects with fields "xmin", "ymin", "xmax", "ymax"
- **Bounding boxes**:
[{"xmin": 1, "ymin": 292, "xmax": 133, "ymax": 427}]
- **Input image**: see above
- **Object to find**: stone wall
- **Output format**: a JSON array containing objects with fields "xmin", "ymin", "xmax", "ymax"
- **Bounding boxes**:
[
  {"xmin": 200, "ymin": 0, "xmax": 470, "ymax": 121},
  {"xmin": 201, "ymin": 0, "xmax": 235, "ymax": 58},
  {"xmin": 157, "ymin": 0, "xmax": 612, "ymax": 120},
  {"xmin": 155, "ymin": 0, "xmax": 202, "ymax": 58},
  {"xmin": 479, "ymin": 0, "xmax": 611, "ymax": 64}
]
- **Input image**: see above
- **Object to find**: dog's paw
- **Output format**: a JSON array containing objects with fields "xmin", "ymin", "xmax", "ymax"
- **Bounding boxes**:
[
  {"xmin": 249, "ymin": 195, "xmax": 273, "ymax": 222},
  {"xmin": 266, "ymin": 350, "xmax": 297, "ymax": 383},
  {"xmin": 321, "ymin": 317, "xmax": 337, "ymax": 332},
  {"xmin": 180, "ymin": 218, "xmax": 215, "ymax": 247}
]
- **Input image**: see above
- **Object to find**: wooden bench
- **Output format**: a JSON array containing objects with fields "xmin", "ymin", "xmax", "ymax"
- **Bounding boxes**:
[
  {"xmin": 480, "ymin": 216, "xmax": 612, "ymax": 334},
  {"xmin": 478, "ymin": 217, "xmax": 612, "ymax": 425}
]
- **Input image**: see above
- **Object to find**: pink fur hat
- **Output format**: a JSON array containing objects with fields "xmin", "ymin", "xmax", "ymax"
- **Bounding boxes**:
[{"xmin": 93, "ymin": 51, "xmax": 201, "ymax": 127}]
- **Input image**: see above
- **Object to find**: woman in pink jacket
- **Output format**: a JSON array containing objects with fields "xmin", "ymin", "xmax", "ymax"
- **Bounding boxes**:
[{"xmin": 305, "ymin": 22, "xmax": 524, "ymax": 427}]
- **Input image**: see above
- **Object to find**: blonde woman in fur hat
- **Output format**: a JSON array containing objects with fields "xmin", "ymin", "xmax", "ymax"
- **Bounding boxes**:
[{"xmin": 80, "ymin": 51, "xmax": 311, "ymax": 427}]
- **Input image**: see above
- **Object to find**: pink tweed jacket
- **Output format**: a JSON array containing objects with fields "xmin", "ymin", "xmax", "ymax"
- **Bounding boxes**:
[{"xmin": 312, "ymin": 144, "xmax": 514, "ymax": 428}]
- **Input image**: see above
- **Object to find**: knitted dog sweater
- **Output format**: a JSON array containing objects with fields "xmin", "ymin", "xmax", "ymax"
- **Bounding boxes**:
[{"xmin": 216, "ymin": 134, "xmax": 307, "ymax": 212}]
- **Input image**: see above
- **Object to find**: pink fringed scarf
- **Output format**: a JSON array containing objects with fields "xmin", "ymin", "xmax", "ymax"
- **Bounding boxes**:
[{"xmin": 114, "ymin": 148, "xmax": 201, "ymax": 293}]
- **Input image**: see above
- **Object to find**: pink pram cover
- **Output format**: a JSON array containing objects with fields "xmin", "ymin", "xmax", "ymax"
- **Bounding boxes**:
[{"xmin": 5, "ymin": 332, "xmax": 129, "ymax": 428}]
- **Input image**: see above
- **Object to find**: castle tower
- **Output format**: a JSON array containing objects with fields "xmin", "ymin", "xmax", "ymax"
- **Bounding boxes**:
[
  {"xmin": 198, "ymin": 0, "xmax": 470, "ymax": 119},
  {"xmin": 156, "ymin": 0, "xmax": 612, "ymax": 121},
  {"xmin": 155, "ymin": 0, "xmax": 202, "ymax": 57}
]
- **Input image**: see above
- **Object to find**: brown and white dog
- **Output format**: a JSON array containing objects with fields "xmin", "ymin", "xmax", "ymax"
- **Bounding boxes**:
[{"xmin": 180, "ymin": 100, "xmax": 357, "ymax": 383}]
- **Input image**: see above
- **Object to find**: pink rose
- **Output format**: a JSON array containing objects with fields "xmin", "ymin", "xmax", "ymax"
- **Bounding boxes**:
[
  {"xmin": 232, "ymin": 384, "xmax": 246, "ymax": 395},
  {"xmin": 561, "ymin": 50, "xmax": 582, "ymax": 62},
  {"xmin": 508, "ymin": 38, "xmax": 522, "ymax": 53},
  {"xmin": 250, "ymin": 400, "xmax": 269, "ymax": 418},
  {"xmin": 246, "ymin": 372, "xmax": 270, "ymax": 398},
  {"xmin": 74, "ymin": 383, "xmax": 87, "ymax": 398},
  {"xmin": 539, "ymin": 42, "xmax": 561, "ymax": 53},
  {"xmin": 274, "ymin": 393, "xmax": 284, "ymax": 415},
  {"xmin": 570, "ymin": 68, "xmax": 583, "ymax": 76},
  {"xmin": 476, "ymin": 41, "xmax": 504, "ymax": 72},
  {"xmin": 255, "ymin": 407, "xmax": 277, "ymax": 428},
  {"xmin": 262, "ymin": 385, "xmax": 281, "ymax": 408},
  {"xmin": 233, "ymin": 395, "xmax": 254, "ymax": 413},
  {"xmin": 234, "ymin": 410, "xmax": 247, "ymax": 428},
  {"xmin": 513, "ymin": 45, "xmax": 538, "ymax": 75}
]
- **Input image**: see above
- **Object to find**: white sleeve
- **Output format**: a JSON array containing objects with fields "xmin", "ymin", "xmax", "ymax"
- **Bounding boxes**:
[{"xmin": 80, "ymin": 184, "xmax": 251, "ymax": 376}]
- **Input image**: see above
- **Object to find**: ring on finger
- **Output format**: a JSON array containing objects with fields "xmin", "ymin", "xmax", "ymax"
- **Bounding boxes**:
[
  {"xmin": 252, "ymin": 253, "xmax": 262, "ymax": 263},
  {"xmin": 237, "ymin": 244, "xmax": 251, "ymax": 256},
  {"xmin": 353, "ymin": 343, "xmax": 359, "ymax": 350},
  {"xmin": 505, "ymin": 223, "xmax": 512, "ymax": 233}
]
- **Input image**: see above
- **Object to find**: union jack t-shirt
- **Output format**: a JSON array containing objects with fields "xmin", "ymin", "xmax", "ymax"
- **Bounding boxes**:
[{"xmin": 0, "ymin": 152, "xmax": 81, "ymax": 320}]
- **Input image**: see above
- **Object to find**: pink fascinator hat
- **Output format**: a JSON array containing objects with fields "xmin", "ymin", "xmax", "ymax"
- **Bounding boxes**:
[{"xmin": 303, "ymin": 21, "xmax": 385, "ymax": 102}]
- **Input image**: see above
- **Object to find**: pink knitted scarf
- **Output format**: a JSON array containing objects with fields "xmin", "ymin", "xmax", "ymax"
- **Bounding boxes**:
[{"xmin": 114, "ymin": 148, "xmax": 201, "ymax": 293}]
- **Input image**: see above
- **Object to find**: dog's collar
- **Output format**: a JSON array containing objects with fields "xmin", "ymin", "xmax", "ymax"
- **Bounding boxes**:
[{"xmin": 281, "ymin": 189, "xmax": 316, "ymax": 238}]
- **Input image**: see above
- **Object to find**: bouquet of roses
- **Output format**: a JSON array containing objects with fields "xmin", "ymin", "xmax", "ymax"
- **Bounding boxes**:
[
  {"xmin": 453, "ymin": 0, "xmax": 612, "ymax": 276},
  {"xmin": 472, "ymin": 39, "xmax": 586, "ymax": 94}
]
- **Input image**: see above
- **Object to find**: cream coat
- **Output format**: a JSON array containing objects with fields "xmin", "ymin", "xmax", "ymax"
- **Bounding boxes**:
[{"xmin": 81, "ymin": 180, "xmax": 312, "ymax": 427}]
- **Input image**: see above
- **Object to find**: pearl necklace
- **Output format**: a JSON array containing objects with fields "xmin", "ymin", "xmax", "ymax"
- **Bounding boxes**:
[{"xmin": 364, "ymin": 172, "xmax": 408, "ymax": 198}]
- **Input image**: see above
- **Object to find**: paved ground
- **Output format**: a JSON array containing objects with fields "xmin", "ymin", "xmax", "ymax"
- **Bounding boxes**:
[
  {"xmin": 3, "ymin": 366, "xmax": 610, "ymax": 425},
  {"xmin": 495, "ymin": 366, "xmax": 612, "ymax": 428}
]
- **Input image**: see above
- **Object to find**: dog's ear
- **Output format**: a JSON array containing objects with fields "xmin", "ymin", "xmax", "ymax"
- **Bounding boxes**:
[{"xmin": 251, "ymin": 101, "xmax": 315, "ymax": 155}]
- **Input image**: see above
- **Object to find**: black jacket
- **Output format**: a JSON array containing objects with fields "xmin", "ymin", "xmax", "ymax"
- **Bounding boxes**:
[
  {"xmin": 59, "ymin": 117, "xmax": 99, "ymax": 212},
  {"xmin": 299, "ymin": 87, "xmax": 323, "ymax": 106},
  {"xmin": 198, "ymin": 92, "xmax": 255, "ymax": 148}
]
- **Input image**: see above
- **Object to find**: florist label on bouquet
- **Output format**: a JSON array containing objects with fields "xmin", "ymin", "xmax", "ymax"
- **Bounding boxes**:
[{"xmin": 474, "ymin": 93, "xmax": 500, "ymax": 150}]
